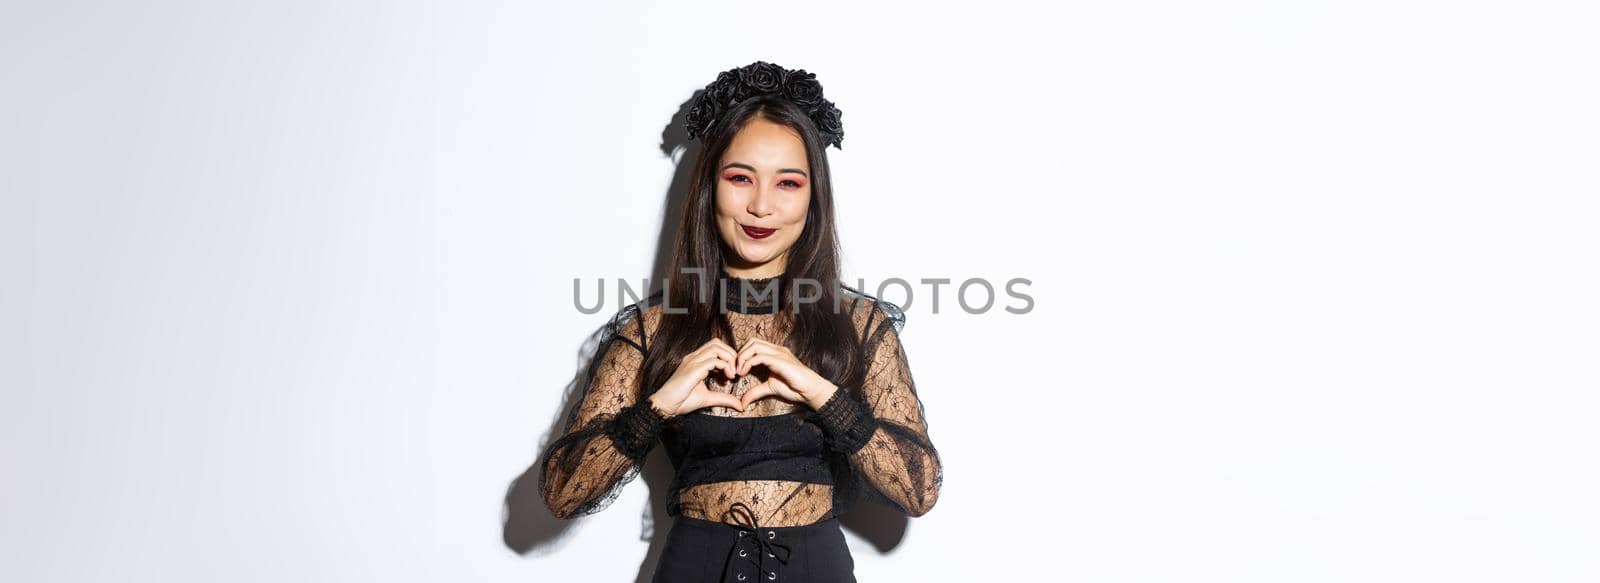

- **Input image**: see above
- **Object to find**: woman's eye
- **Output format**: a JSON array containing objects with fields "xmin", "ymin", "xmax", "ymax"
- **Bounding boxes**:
[{"xmin": 724, "ymin": 174, "xmax": 803, "ymax": 189}]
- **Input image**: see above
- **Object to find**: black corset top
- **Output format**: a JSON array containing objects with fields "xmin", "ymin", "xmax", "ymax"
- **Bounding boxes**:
[{"xmin": 660, "ymin": 409, "xmax": 835, "ymax": 515}]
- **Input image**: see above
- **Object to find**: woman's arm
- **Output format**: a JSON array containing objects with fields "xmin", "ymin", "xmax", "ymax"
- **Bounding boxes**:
[
  {"xmin": 816, "ymin": 302, "xmax": 943, "ymax": 517},
  {"xmin": 537, "ymin": 304, "xmax": 665, "ymax": 519}
]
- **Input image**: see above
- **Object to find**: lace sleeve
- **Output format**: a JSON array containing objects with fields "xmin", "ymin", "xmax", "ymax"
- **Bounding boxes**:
[
  {"xmin": 815, "ymin": 300, "xmax": 943, "ymax": 517},
  {"xmin": 538, "ymin": 303, "xmax": 667, "ymax": 519}
]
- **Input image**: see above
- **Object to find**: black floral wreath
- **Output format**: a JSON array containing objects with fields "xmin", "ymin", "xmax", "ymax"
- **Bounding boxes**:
[{"xmin": 683, "ymin": 61, "xmax": 845, "ymax": 149}]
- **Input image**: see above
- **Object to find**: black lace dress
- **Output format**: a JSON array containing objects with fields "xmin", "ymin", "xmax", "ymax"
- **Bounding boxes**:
[{"xmin": 539, "ymin": 275, "xmax": 943, "ymax": 582}]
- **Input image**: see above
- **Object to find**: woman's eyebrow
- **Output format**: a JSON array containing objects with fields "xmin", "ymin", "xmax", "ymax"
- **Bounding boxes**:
[{"xmin": 720, "ymin": 162, "xmax": 808, "ymax": 178}]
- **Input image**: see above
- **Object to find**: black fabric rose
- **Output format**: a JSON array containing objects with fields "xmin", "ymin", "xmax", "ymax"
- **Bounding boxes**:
[
  {"xmin": 683, "ymin": 61, "xmax": 845, "ymax": 150},
  {"xmin": 738, "ymin": 61, "xmax": 786, "ymax": 94},
  {"xmin": 708, "ymin": 72, "xmax": 747, "ymax": 109},
  {"xmin": 782, "ymin": 70, "xmax": 824, "ymax": 108},
  {"xmin": 811, "ymin": 102, "xmax": 845, "ymax": 148},
  {"xmin": 683, "ymin": 93, "xmax": 717, "ymax": 141}
]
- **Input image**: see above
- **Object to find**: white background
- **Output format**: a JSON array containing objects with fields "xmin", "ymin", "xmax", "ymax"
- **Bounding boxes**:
[{"xmin": 5, "ymin": 1, "xmax": 1598, "ymax": 581}]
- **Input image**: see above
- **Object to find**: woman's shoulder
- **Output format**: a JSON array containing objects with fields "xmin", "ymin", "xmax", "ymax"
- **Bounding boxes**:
[
  {"xmin": 607, "ymin": 289, "xmax": 669, "ymax": 351},
  {"xmin": 620, "ymin": 289, "xmax": 672, "ymax": 349},
  {"xmin": 837, "ymin": 283, "xmax": 907, "ymax": 339}
]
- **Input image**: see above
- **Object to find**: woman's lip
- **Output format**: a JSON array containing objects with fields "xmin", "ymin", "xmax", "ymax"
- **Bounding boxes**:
[{"xmin": 741, "ymin": 225, "xmax": 776, "ymax": 239}]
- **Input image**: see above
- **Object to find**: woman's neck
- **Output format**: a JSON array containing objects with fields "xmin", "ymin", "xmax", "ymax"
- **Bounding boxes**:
[{"xmin": 722, "ymin": 254, "xmax": 787, "ymax": 279}]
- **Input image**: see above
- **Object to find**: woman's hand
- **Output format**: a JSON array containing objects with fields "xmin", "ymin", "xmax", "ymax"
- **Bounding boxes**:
[
  {"xmin": 734, "ymin": 338, "xmax": 840, "ymax": 411},
  {"xmin": 648, "ymin": 338, "xmax": 744, "ymax": 417}
]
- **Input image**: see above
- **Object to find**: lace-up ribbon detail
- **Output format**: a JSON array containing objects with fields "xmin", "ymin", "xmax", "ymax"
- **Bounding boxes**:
[{"xmin": 722, "ymin": 502, "xmax": 792, "ymax": 582}]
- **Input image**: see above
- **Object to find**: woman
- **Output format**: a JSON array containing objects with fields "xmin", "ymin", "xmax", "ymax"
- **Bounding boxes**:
[{"xmin": 539, "ymin": 61, "xmax": 942, "ymax": 583}]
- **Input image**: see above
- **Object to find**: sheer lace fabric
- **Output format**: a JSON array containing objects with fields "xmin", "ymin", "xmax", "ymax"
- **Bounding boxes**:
[{"xmin": 538, "ymin": 279, "xmax": 942, "ymax": 528}]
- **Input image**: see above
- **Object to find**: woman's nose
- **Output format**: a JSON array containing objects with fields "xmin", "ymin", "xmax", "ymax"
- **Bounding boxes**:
[{"xmin": 747, "ymin": 185, "xmax": 774, "ymax": 217}]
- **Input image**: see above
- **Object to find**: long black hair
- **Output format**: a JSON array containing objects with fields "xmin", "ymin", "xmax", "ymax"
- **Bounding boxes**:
[{"xmin": 642, "ymin": 93, "xmax": 865, "ymax": 400}]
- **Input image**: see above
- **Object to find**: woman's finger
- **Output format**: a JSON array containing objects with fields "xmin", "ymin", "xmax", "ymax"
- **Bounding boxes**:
[
  {"xmin": 711, "ymin": 346, "xmax": 739, "ymax": 375},
  {"xmin": 736, "ymin": 342, "xmax": 781, "ymax": 376},
  {"xmin": 691, "ymin": 352, "xmax": 735, "ymax": 380},
  {"xmin": 737, "ymin": 337, "xmax": 775, "ymax": 354},
  {"xmin": 707, "ymin": 349, "xmax": 738, "ymax": 379},
  {"xmin": 698, "ymin": 340, "xmax": 736, "ymax": 375},
  {"xmin": 739, "ymin": 381, "xmax": 775, "ymax": 409},
  {"xmin": 694, "ymin": 338, "xmax": 726, "ymax": 357},
  {"xmin": 738, "ymin": 352, "xmax": 796, "ymax": 382},
  {"xmin": 701, "ymin": 387, "xmax": 744, "ymax": 412},
  {"xmin": 740, "ymin": 337, "xmax": 790, "ymax": 356},
  {"xmin": 734, "ymin": 337, "xmax": 763, "ymax": 358}
]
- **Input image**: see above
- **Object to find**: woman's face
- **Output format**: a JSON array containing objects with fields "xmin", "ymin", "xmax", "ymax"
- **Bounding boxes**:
[{"xmin": 714, "ymin": 117, "xmax": 811, "ymax": 277}]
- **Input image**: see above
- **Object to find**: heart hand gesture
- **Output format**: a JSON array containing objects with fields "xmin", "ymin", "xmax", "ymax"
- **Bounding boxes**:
[
  {"xmin": 647, "ymin": 338, "xmax": 743, "ymax": 417},
  {"xmin": 733, "ymin": 338, "xmax": 840, "ymax": 412}
]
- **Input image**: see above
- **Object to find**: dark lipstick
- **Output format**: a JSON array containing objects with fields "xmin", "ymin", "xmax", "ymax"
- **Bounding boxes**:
[{"xmin": 741, "ymin": 225, "xmax": 776, "ymax": 239}]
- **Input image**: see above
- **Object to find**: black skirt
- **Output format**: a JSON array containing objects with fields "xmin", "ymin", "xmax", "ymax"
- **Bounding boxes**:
[{"xmin": 651, "ymin": 513, "xmax": 857, "ymax": 583}]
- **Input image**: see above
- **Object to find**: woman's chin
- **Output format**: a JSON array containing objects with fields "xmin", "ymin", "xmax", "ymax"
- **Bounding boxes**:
[
  {"xmin": 731, "ymin": 256, "xmax": 776, "ymax": 269},
  {"xmin": 728, "ymin": 249, "xmax": 781, "ymax": 271}
]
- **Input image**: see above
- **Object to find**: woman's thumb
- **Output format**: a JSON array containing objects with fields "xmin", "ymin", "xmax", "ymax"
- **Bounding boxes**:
[
  {"xmin": 739, "ymin": 382, "xmax": 774, "ymax": 409},
  {"xmin": 711, "ymin": 391, "xmax": 744, "ymax": 412}
]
